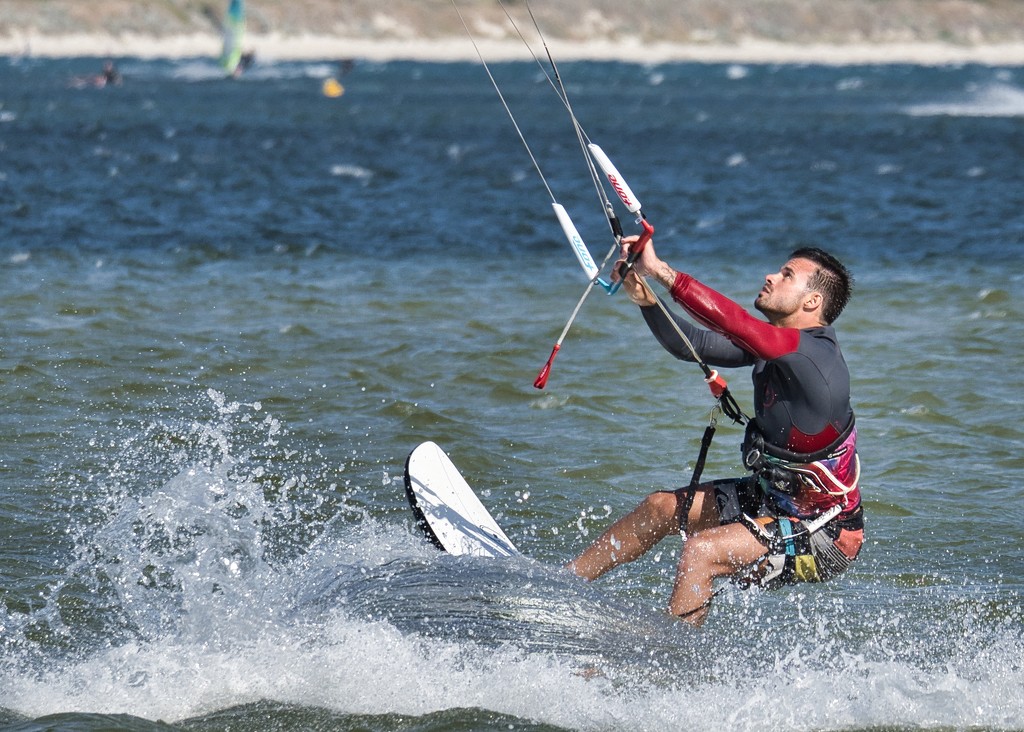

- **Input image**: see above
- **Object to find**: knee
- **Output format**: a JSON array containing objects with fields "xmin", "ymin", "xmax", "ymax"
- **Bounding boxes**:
[{"xmin": 680, "ymin": 532, "xmax": 718, "ymax": 571}]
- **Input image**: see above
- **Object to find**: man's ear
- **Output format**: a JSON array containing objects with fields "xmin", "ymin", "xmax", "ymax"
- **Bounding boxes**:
[{"xmin": 803, "ymin": 290, "xmax": 823, "ymax": 314}]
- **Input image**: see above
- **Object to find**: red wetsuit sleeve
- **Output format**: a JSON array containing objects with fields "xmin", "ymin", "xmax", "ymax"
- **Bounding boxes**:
[{"xmin": 669, "ymin": 272, "xmax": 801, "ymax": 360}]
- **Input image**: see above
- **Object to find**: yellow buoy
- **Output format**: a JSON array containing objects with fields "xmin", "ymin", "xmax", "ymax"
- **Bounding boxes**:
[{"xmin": 322, "ymin": 78, "xmax": 344, "ymax": 98}]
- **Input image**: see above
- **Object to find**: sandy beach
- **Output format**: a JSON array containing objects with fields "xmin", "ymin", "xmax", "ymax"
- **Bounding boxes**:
[
  {"xmin": 3, "ymin": 0, "xmax": 1024, "ymax": 66},
  {"xmin": 4, "ymin": 30, "xmax": 1024, "ymax": 66}
]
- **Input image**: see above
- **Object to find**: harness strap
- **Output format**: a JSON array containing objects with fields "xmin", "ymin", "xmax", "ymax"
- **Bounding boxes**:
[
  {"xmin": 675, "ymin": 486, "xmax": 699, "ymax": 541},
  {"xmin": 678, "ymin": 412, "xmax": 719, "ymax": 542},
  {"xmin": 674, "ymin": 587, "xmax": 724, "ymax": 621},
  {"xmin": 689, "ymin": 422, "xmax": 716, "ymax": 487},
  {"xmin": 777, "ymin": 518, "xmax": 797, "ymax": 556}
]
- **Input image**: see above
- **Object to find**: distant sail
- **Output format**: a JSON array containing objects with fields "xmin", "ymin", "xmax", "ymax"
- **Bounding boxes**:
[{"xmin": 218, "ymin": 0, "xmax": 246, "ymax": 75}]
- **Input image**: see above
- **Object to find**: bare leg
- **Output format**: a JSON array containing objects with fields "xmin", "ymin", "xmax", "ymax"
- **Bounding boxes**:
[
  {"xmin": 567, "ymin": 485, "xmax": 718, "ymax": 581},
  {"xmin": 668, "ymin": 521, "xmax": 768, "ymax": 626},
  {"xmin": 568, "ymin": 481, "xmax": 770, "ymax": 627}
]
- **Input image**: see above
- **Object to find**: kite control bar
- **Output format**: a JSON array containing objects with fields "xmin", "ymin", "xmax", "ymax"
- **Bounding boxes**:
[
  {"xmin": 587, "ymin": 144, "xmax": 654, "ymax": 294},
  {"xmin": 534, "ymin": 146, "xmax": 654, "ymax": 389}
]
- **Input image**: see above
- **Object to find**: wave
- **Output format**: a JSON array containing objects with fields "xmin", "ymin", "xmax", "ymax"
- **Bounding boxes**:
[
  {"xmin": 905, "ymin": 81, "xmax": 1024, "ymax": 117},
  {"xmin": 1, "ymin": 391, "xmax": 1022, "ymax": 731}
]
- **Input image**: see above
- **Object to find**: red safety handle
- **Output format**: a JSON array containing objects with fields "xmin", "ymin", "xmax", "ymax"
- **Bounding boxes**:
[
  {"xmin": 630, "ymin": 218, "xmax": 655, "ymax": 258},
  {"xmin": 533, "ymin": 343, "xmax": 560, "ymax": 389},
  {"xmin": 614, "ymin": 219, "xmax": 655, "ymax": 285},
  {"xmin": 705, "ymin": 369, "xmax": 728, "ymax": 398}
]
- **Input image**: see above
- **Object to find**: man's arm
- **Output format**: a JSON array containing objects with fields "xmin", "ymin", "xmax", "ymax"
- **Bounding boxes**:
[
  {"xmin": 669, "ymin": 273, "xmax": 800, "ymax": 361},
  {"xmin": 640, "ymin": 298, "xmax": 753, "ymax": 367},
  {"xmin": 616, "ymin": 247, "xmax": 742, "ymax": 363},
  {"xmin": 619, "ymin": 235, "xmax": 800, "ymax": 361}
]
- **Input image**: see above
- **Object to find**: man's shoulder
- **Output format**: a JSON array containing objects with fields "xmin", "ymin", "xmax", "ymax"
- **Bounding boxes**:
[
  {"xmin": 800, "ymin": 325, "xmax": 838, "ymax": 340},
  {"xmin": 794, "ymin": 326, "xmax": 844, "ymax": 356}
]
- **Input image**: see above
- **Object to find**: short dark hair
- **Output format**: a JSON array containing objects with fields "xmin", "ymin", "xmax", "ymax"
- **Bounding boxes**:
[{"xmin": 789, "ymin": 247, "xmax": 853, "ymax": 324}]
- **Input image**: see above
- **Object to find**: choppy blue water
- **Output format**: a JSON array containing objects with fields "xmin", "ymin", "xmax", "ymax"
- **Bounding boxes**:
[{"xmin": 1, "ymin": 53, "xmax": 1024, "ymax": 731}]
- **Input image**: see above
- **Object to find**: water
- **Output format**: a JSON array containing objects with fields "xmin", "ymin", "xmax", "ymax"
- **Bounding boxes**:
[{"xmin": 1, "ymin": 54, "xmax": 1023, "ymax": 731}]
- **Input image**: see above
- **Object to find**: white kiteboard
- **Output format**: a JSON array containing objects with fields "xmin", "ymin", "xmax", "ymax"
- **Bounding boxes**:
[{"xmin": 404, "ymin": 441, "xmax": 519, "ymax": 558}]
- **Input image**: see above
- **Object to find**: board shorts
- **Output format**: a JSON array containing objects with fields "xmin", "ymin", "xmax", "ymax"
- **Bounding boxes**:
[{"xmin": 705, "ymin": 477, "xmax": 865, "ymax": 590}]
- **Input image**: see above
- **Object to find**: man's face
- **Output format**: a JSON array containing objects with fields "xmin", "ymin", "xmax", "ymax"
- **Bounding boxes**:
[{"xmin": 754, "ymin": 257, "xmax": 817, "ymax": 321}]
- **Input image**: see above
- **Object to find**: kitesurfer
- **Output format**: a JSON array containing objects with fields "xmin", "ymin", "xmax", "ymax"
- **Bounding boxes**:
[
  {"xmin": 232, "ymin": 51, "xmax": 255, "ymax": 78},
  {"xmin": 567, "ymin": 238, "xmax": 864, "ymax": 626},
  {"xmin": 99, "ymin": 60, "xmax": 122, "ymax": 86}
]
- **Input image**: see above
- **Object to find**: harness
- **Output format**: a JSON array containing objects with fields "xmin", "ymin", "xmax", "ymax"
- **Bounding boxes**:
[
  {"xmin": 733, "ymin": 502, "xmax": 864, "ymax": 589},
  {"xmin": 741, "ymin": 418, "xmax": 859, "ymax": 500},
  {"xmin": 679, "ymin": 417, "xmax": 864, "ymax": 606}
]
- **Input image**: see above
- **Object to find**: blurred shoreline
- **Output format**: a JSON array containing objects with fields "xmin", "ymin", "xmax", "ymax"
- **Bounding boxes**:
[
  {"xmin": 4, "ymin": 0, "xmax": 1024, "ymax": 66},
  {"xmin": 3, "ymin": 32, "xmax": 1024, "ymax": 66}
]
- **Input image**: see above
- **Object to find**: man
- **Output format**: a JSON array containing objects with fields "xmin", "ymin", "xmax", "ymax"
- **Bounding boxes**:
[
  {"xmin": 567, "ymin": 237, "xmax": 864, "ymax": 626},
  {"xmin": 100, "ymin": 60, "xmax": 122, "ymax": 87}
]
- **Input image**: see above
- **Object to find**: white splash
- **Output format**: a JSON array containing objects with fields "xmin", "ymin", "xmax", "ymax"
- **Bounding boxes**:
[{"xmin": 906, "ymin": 82, "xmax": 1024, "ymax": 117}]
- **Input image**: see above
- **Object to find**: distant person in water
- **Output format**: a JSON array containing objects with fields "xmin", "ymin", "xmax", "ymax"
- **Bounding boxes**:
[
  {"xmin": 100, "ymin": 60, "xmax": 122, "ymax": 86},
  {"xmin": 69, "ymin": 59, "xmax": 122, "ymax": 89},
  {"xmin": 232, "ymin": 51, "xmax": 256, "ymax": 78}
]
